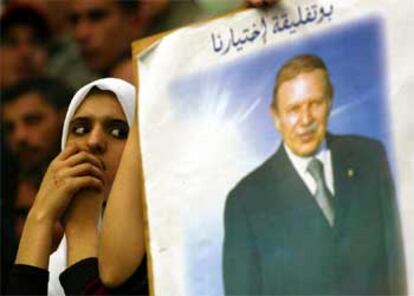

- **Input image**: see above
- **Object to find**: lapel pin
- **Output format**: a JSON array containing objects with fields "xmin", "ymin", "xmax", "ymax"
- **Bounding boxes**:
[{"xmin": 347, "ymin": 168, "xmax": 354, "ymax": 177}]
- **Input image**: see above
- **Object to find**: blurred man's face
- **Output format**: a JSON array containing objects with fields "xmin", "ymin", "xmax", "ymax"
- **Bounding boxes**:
[
  {"xmin": 0, "ymin": 25, "xmax": 48, "ymax": 88},
  {"xmin": 272, "ymin": 69, "xmax": 331, "ymax": 157},
  {"xmin": 70, "ymin": 0, "xmax": 136, "ymax": 73},
  {"xmin": 2, "ymin": 92, "xmax": 63, "ymax": 172}
]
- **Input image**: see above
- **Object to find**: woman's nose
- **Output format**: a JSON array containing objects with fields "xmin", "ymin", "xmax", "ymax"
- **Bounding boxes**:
[{"xmin": 87, "ymin": 125, "xmax": 106, "ymax": 154}]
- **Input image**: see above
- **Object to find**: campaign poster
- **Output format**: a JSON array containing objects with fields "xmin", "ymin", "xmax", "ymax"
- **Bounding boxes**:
[{"xmin": 134, "ymin": 0, "xmax": 414, "ymax": 294}]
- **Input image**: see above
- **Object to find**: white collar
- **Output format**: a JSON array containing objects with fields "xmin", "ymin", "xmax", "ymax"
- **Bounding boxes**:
[
  {"xmin": 283, "ymin": 141, "xmax": 335, "ymax": 195},
  {"xmin": 284, "ymin": 141, "xmax": 329, "ymax": 175}
]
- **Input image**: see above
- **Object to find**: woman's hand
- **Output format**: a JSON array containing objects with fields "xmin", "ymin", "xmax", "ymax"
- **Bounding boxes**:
[
  {"xmin": 15, "ymin": 145, "xmax": 104, "ymax": 268},
  {"xmin": 31, "ymin": 144, "xmax": 105, "ymax": 224}
]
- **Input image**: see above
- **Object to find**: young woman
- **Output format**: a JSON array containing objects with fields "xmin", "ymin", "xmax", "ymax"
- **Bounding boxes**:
[{"xmin": 7, "ymin": 78, "xmax": 146, "ymax": 295}]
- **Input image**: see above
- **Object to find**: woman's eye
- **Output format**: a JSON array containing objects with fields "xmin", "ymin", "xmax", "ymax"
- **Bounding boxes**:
[
  {"xmin": 71, "ymin": 126, "xmax": 88, "ymax": 135},
  {"xmin": 69, "ymin": 118, "xmax": 91, "ymax": 137},
  {"xmin": 109, "ymin": 126, "xmax": 128, "ymax": 139}
]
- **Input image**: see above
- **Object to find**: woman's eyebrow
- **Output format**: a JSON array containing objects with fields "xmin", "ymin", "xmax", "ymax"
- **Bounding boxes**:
[
  {"xmin": 69, "ymin": 116, "xmax": 127, "ymax": 125},
  {"xmin": 69, "ymin": 117, "xmax": 90, "ymax": 127},
  {"xmin": 105, "ymin": 118, "xmax": 128, "ymax": 124},
  {"xmin": 69, "ymin": 117, "xmax": 90, "ymax": 125}
]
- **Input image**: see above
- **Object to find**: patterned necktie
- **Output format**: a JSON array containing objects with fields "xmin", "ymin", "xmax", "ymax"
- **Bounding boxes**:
[{"xmin": 307, "ymin": 158, "xmax": 335, "ymax": 226}]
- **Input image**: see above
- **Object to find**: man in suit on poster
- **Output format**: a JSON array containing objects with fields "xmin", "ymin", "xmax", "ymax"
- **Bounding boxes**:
[{"xmin": 222, "ymin": 54, "xmax": 406, "ymax": 295}]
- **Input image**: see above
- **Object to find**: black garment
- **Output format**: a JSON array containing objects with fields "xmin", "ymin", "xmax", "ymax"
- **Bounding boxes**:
[
  {"xmin": 223, "ymin": 134, "xmax": 406, "ymax": 295},
  {"xmin": 7, "ymin": 257, "xmax": 148, "ymax": 295},
  {"xmin": 1, "ymin": 146, "xmax": 19, "ymax": 294},
  {"xmin": 7, "ymin": 264, "xmax": 48, "ymax": 295}
]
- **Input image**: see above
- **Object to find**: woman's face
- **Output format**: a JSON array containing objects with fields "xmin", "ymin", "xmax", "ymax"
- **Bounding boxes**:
[{"xmin": 66, "ymin": 91, "xmax": 128, "ymax": 198}]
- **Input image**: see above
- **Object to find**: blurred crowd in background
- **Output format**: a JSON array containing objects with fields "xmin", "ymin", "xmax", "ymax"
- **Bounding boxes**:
[{"xmin": 0, "ymin": 0, "xmax": 249, "ymax": 292}]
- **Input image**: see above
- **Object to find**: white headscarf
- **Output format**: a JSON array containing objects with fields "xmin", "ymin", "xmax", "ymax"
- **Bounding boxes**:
[{"xmin": 48, "ymin": 78, "xmax": 136, "ymax": 295}]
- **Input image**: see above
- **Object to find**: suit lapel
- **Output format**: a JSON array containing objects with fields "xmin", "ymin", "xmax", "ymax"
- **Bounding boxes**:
[
  {"xmin": 328, "ymin": 135, "xmax": 360, "ymax": 235},
  {"xmin": 260, "ymin": 145, "xmax": 334, "ymax": 230}
]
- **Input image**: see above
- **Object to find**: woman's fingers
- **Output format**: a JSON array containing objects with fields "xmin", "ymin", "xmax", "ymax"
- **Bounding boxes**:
[
  {"xmin": 57, "ymin": 145, "xmax": 82, "ymax": 161},
  {"xmin": 65, "ymin": 162, "xmax": 105, "ymax": 183},
  {"xmin": 53, "ymin": 156, "xmax": 105, "ymax": 195},
  {"xmin": 42, "ymin": 146, "xmax": 105, "ymax": 198},
  {"xmin": 65, "ymin": 150, "xmax": 104, "ymax": 171},
  {"xmin": 58, "ymin": 145, "xmax": 104, "ymax": 171},
  {"xmin": 69, "ymin": 175, "xmax": 104, "ymax": 193}
]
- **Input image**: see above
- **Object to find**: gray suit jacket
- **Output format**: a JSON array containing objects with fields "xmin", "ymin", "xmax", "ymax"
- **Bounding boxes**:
[{"xmin": 223, "ymin": 134, "xmax": 406, "ymax": 295}]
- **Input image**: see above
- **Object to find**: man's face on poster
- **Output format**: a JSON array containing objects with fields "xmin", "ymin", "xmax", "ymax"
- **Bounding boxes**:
[{"xmin": 272, "ymin": 69, "xmax": 331, "ymax": 157}]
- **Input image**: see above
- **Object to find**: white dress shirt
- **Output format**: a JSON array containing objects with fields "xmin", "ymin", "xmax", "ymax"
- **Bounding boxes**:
[{"xmin": 284, "ymin": 142, "xmax": 335, "ymax": 196}]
